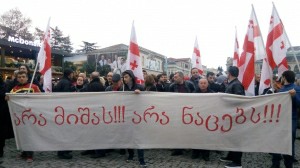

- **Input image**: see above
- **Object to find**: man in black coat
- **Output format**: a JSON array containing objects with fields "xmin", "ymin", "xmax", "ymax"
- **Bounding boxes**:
[
  {"xmin": 54, "ymin": 68, "xmax": 74, "ymax": 92},
  {"xmin": 53, "ymin": 68, "xmax": 74, "ymax": 159},
  {"xmin": 207, "ymin": 72, "xmax": 221, "ymax": 92},
  {"xmin": 85, "ymin": 72, "xmax": 105, "ymax": 92},
  {"xmin": 220, "ymin": 66, "xmax": 245, "ymax": 168},
  {"xmin": 0, "ymin": 74, "xmax": 14, "ymax": 158}
]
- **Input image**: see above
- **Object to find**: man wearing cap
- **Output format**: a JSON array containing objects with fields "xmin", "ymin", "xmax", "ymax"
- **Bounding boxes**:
[
  {"xmin": 220, "ymin": 66, "xmax": 245, "ymax": 168},
  {"xmin": 105, "ymin": 74, "xmax": 122, "ymax": 91}
]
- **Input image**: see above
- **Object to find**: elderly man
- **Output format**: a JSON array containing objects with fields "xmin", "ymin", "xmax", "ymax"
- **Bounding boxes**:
[{"xmin": 192, "ymin": 78, "xmax": 214, "ymax": 161}]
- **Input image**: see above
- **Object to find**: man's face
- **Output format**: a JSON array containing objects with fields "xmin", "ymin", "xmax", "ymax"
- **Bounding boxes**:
[
  {"xmin": 191, "ymin": 69, "xmax": 199, "ymax": 78},
  {"xmin": 207, "ymin": 75, "xmax": 215, "ymax": 84},
  {"xmin": 143, "ymin": 71, "xmax": 147, "ymax": 78},
  {"xmin": 19, "ymin": 66, "xmax": 28, "ymax": 73},
  {"xmin": 107, "ymin": 72, "xmax": 113, "ymax": 82},
  {"xmin": 160, "ymin": 75, "xmax": 167, "ymax": 83},
  {"xmin": 69, "ymin": 72, "xmax": 74, "ymax": 80},
  {"xmin": 173, "ymin": 73, "xmax": 183, "ymax": 84},
  {"xmin": 123, "ymin": 74, "xmax": 132, "ymax": 84},
  {"xmin": 198, "ymin": 79, "xmax": 209, "ymax": 91},
  {"xmin": 76, "ymin": 77, "xmax": 84, "ymax": 86},
  {"xmin": 17, "ymin": 74, "xmax": 28, "ymax": 84},
  {"xmin": 101, "ymin": 55, "xmax": 105, "ymax": 60}
]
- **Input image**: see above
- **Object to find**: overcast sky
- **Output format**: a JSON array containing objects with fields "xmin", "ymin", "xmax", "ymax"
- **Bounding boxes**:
[{"xmin": 1, "ymin": 0, "xmax": 299, "ymax": 69}]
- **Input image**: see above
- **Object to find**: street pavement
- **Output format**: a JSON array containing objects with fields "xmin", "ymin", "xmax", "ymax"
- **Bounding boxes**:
[{"xmin": 1, "ymin": 137, "xmax": 300, "ymax": 168}]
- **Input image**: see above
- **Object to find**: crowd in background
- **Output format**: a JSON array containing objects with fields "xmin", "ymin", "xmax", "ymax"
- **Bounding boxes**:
[{"xmin": 1, "ymin": 64, "xmax": 300, "ymax": 168}]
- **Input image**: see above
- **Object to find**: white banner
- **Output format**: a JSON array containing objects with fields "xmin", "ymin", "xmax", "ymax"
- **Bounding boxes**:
[{"xmin": 7, "ymin": 92, "xmax": 292, "ymax": 155}]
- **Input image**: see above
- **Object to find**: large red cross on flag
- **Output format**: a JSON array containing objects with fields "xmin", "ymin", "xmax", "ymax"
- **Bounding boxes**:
[
  {"xmin": 126, "ymin": 22, "xmax": 144, "ymax": 84},
  {"xmin": 238, "ymin": 7, "xmax": 265, "ymax": 96},
  {"xmin": 192, "ymin": 37, "xmax": 203, "ymax": 75},
  {"xmin": 233, "ymin": 29, "xmax": 240, "ymax": 67},
  {"xmin": 37, "ymin": 18, "xmax": 52, "ymax": 92},
  {"xmin": 265, "ymin": 5, "xmax": 289, "ymax": 78}
]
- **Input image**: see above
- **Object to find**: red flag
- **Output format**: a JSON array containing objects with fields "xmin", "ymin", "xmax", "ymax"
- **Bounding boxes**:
[
  {"xmin": 37, "ymin": 18, "xmax": 52, "ymax": 92},
  {"xmin": 192, "ymin": 37, "xmax": 203, "ymax": 75},
  {"xmin": 238, "ymin": 7, "xmax": 264, "ymax": 96},
  {"xmin": 233, "ymin": 29, "xmax": 240, "ymax": 67},
  {"xmin": 265, "ymin": 5, "xmax": 289, "ymax": 78},
  {"xmin": 126, "ymin": 22, "xmax": 144, "ymax": 84}
]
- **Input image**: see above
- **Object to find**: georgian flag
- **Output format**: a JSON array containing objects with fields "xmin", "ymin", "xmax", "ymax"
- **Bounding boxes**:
[
  {"xmin": 233, "ymin": 29, "xmax": 240, "ymax": 67},
  {"xmin": 37, "ymin": 18, "xmax": 52, "ymax": 92},
  {"xmin": 265, "ymin": 5, "xmax": 289, "ymax": 78},
  {"xmin": 126, "ymin": 22, "xmax": 144, "ymax": 84},
  {"xmin": 238, "ymin": 7, "xmax": 265, "ymax": 96},
  {"xmin": 192, "ymin": 37, "xmax": 203, "ymax": 75}
]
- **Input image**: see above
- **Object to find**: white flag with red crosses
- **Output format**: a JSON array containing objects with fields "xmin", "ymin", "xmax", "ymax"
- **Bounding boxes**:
[
  {"xmin": 265, "ymin": 5, "xmax": 289, "ymax": 78},
  {"xmin": 192, "ymin": 37, "xmax": 203, "ymax": 75},
  {"xmin": 233, "ymin": 29, "xmax": 240, "ymax": 67},
  {"xmin": 37, "ymin": 18, "xmax": 52, "ymax": 92},
  {"xmin": 126, "ymin": 22, "xmax": 144, "ymax": 84}
]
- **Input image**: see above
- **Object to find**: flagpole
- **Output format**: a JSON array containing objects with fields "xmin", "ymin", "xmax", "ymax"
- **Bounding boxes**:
[
  {"xmin": 252, "ymin": 4, "xmax": 275, "ymax": 93},
  {"xmin": 28, "ymin": 62, "xmax": 40, "ymax": 93},
  {"xmin": 273, "ymin": 2, "xmax": 300, "ymax": 72}
]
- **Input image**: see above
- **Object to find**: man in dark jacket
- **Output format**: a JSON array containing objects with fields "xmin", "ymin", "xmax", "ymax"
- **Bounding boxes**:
[
  {"xmin": 192, "ymin": 78, "xmax": 214, "ymax": 161},
  {"xmin": 169, "ymin": 71, "xmax": 195, "ymax": 156},
  {"xmin": 85, "ymin": 72, "xmax": 105, "ymax": 92},
  {"xmin": 220, "ymin": 66, "xmax": 245, "ymax": 168},
  {"xmin": 190, "ymin": 68, "xmax": 201, "ymax": 88},
  {"xmin": 271, "ymin": 70, "xmax": 300, "ymax": 168},
  {"xmin": 54, "ymin": 68, "xmax": 74, "ymax": 92},
  {"xmin": 0, "ymin": 74, "xmax": 14, "ymax": 159},
  {"xmin": 121, "ymin": 70, "xmax": 144, "ymax": 92},
  {"xmin": 169, "ymin": 71, "xmax": 195, "ymax": 93},
  {"xmin": 207, "ymin": 72, "xmax": 221, "ymax": 92},
  {"xmin": 53, "ymin": 68, "xmax": 74, "ymax": 159},
  {"xmin": 119, "ymin": 70, "xmax": 146, "ymax": 167}
]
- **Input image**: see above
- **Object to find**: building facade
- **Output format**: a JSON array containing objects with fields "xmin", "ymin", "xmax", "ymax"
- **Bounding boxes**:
[
  {"xmin": 0, "ymin": 36, "xmax": 72, "ymax": 79},
  {"xmin": 167, "ymin": 58, "xmax": 192, "ymax": 77},
  {"xmin": 85, "ymin": 44, "xmax": 167, "ymax": 75}
]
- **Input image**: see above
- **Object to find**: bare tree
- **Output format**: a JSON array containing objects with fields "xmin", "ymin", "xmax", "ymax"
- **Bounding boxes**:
[{"xmin": 0, "ymin": 8, "xmax": 33, "ymax": 40}]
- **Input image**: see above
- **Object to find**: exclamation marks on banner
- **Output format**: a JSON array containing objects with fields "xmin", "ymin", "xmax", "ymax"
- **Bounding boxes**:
[
  {"xmin": 263, "ymin": 104, "xmax": 282, "ymax": 123},
  {"xmin": 114, "ymin": 105, "xmax": 125, "ymax": 123}
]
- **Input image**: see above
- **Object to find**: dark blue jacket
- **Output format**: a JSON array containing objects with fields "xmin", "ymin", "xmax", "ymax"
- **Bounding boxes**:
[{"xmin": 279, "ymin": 83, "xmax": 300, "ymax": 120}]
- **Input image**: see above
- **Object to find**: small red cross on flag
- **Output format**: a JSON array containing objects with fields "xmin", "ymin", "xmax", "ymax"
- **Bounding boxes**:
[{"xmin": 126, "ymin": 22, "xmax": 144, "ymax": 84}]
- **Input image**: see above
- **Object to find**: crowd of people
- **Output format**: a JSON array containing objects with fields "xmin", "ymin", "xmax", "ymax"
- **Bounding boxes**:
[{"xmin": 0, "ymin": 64, "xmax": 299, "ymax": 168}]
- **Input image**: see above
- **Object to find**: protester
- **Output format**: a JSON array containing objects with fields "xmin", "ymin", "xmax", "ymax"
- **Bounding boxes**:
[
  {"xmin": 220, "ymin": 66, "xmax": 245, "ymax": 168},
  {"xmin": 156, "ymin": 73, "xmax": 168, "ymax": 92},
  {"xmin": 271, "ymin": 70, "xmax": 300, "ymax": 168},
  {"xmin": 53, "ymin": 68, "xmax": 74, "ymax": 159},
  {"xmin": 0, "ymin": 74, "xmax": 14, "ymax": 159},
  {"xmin": 10, "ymin": 71, "xmax": 41, "ymax": 163},
  {"xmin": 169, "ymin": 71, "xmax": 195, "ymax": 156},
  {"xmin": 105, "ymin": 72, "xmax": 113, "ymax": 87},
  {"xmin": 192, "ymin": 78, "xmax": 214, "ymax": 161},
  {"xmin": 144, "ymin": 75, "xmax": 157, "ymax": 91},
  {"xmin": 105, "ymin": 74, "xmax": 122, "ymax": 91},
  {"xmin": 207, "ymin": 72, "xmax": 221, "ymax": 92},
  {"xmin": 120, "ymin": 70, "xmax": 146, "ymax": 167},
  {"xmin": 71, "ymin": 76, "xmax": 87, "ymax": 92},
  {"xmin": 190, "ymin": 68, "xmax": 201, "ymax": 88}
]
